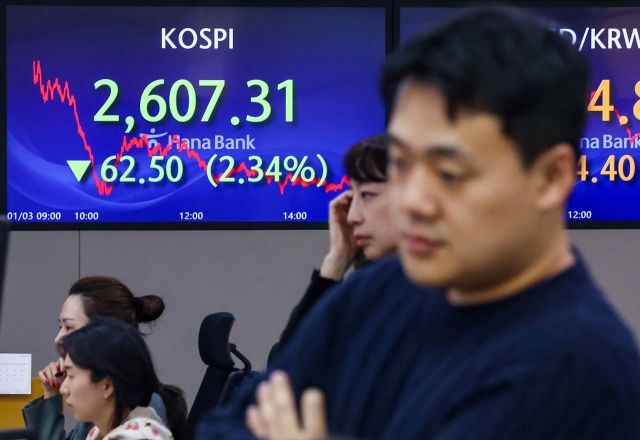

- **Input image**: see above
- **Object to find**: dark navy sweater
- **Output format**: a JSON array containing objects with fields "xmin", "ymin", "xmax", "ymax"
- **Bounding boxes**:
[{"xmin": 196, "ymin": 255, "xmax": 640, "ymax": 439}]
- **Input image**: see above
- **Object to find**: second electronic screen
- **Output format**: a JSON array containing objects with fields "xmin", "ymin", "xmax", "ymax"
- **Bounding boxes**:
[{"xmin": 402, "ymin": 7, "xmax": 640, "ymax": 224}]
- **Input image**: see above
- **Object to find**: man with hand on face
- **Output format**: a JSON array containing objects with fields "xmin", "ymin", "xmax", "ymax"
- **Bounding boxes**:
[{"xmin": 196, "ymin": 7, "xmax": 640, "ymax": 440}]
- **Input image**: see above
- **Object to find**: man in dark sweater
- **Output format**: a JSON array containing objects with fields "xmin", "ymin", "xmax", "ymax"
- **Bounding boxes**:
[{"xmin": 196, "ymin": 7, "xmax": 640, "ymax": 440}]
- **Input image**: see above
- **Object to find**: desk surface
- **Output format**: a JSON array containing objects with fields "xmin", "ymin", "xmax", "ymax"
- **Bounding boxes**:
[{"xmin": 0, "ymin": 379, "xmax": 45, "ymax": 429}]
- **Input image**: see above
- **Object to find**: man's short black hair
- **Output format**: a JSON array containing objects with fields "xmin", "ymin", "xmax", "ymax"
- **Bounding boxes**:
[
  {"xmin": 381, "ymin": 7, "xmax": 589, "ymax": 166},
  {"xmin": 343, "ymin": 134, "xmax": 388, "ymax": 183}
]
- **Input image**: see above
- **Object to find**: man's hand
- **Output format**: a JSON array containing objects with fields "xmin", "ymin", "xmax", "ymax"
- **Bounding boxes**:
[
  {"xmin": 246, "ymin": 371, "xmax": 328, "ymax": 440},
  {"xmin": 320, "ymin": 190, "xmax": 357, "ymax": 281}
]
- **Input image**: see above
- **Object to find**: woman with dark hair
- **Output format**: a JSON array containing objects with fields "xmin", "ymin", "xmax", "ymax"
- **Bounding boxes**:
[
  {"xmin": 60, "ymin": 317, "xmax": 187, "ymax": 440},
  {"xmin": 268, "ymin": 134, "xmax": 397, "ymax": 363},
  {"xmin": 23, "ymin": 276, "xmax": 169, "ymax": 440}
]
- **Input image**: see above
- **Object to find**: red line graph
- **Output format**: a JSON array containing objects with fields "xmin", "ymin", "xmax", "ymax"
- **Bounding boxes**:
[
  {"xmin": 589, "ymin": 90, "xmax": 640, "ymax": 143},
  {"xmin": 32, "ymin": 60, "xmax": 350, "ymax": 196},
  {"xmin": 613, "ymin": 109, "xmax": 640, "ymax": 143}
]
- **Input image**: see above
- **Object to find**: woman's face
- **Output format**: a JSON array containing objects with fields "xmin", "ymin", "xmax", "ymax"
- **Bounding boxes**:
[
  {"xmin": 60, "ymin": 355, "xmax": 113, "ymax": 424},
  {"xmin": 55, "ymin": 295, "xmax": 89, "ymax": 353},
  {"xmin": 347, "ymin": 180, "xmax": 398, "ymax": 261}
]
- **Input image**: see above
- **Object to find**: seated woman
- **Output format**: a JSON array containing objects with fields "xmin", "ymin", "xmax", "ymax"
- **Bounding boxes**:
[
  {"xmin": 60, "ymin": 317, "xmax": 187, "ymax": 440},
  {"xmin": 23, "ymin": 276, "xmax": 169, "ymax": 440},
  {"xmin": 269, "ymin": 134, "xmax": 397, "ymax": 362}
]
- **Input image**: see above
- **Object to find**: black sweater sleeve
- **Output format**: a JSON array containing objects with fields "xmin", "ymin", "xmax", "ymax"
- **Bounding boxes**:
[{"xmin": 268, "ymin": 269, "xmax": 337, "ymax": 365}]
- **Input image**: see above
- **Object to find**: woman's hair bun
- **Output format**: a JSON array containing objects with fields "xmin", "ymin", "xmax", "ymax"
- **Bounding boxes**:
[{"xmin": 135, "ymin": 295, "xmax": 165, "ymax": 323}]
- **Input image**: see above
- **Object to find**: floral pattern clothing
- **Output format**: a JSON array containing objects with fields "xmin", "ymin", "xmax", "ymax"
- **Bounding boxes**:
[{"xmin": 85, "ymin": 407, "xmax": 173, "ymax": 440}]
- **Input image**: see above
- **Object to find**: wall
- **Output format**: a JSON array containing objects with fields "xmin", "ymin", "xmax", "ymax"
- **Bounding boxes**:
[
  {"xmin": 1, "ymin": 229, "xmax": 640, "ymax": 409},
  {"xmin": 0, "ymin": 230, "xmax": 329, "ymax": 408}
]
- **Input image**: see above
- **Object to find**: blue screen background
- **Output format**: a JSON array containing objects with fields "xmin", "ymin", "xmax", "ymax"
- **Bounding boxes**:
[{"xmin": 6, "ymin": 6, "xmax": 386, "ymax": 224}]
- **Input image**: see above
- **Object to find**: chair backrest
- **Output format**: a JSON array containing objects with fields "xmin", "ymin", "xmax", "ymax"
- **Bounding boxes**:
[
  {"xmin": 185, "ymin": 313, "xmax": 244, "ymax": 440},
  {"xmin": 217, "ymin": 369, "xmax": 258, "ymax": 407},
  {"xmin": 217, "ymin": 342, "xmax": 255, "ymax": 406},
  {"xmin": 197, "ymin": 313, "xmax": 236, "ymax": 370}
]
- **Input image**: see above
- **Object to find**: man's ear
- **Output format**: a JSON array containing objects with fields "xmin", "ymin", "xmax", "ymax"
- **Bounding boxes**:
[{"xmin": 530, "ymin": 142, "xmax": 576, "ymax": 212}]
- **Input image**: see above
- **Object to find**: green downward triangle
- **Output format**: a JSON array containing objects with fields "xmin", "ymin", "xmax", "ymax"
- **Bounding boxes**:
[{"xmin": 67, "ymin": 160, "xmax": 92, "ymax": 182}]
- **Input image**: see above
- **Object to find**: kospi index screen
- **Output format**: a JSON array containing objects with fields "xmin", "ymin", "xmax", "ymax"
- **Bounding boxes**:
[
  {"xmin": 401, "ymin": 6, "xmax": 640, "ymax": 227},
  {"xmin": 6, "ymin": 6, "xmax": 386, "ymax": 228}
]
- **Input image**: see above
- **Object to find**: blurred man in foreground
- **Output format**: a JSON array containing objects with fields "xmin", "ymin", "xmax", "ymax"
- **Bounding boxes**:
[{"xmin": 197, "ymin": 7, "xmax": 640, "ymax": 439}]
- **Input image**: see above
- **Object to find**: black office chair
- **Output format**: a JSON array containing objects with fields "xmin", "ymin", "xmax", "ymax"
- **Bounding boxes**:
[
  {"xmin": 217, "ymin": 342, "xmax": 257, "ymax": 406},
  {"xmin": 185, "ymin": 312, "xmax": 254, "ymax": 440}
]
